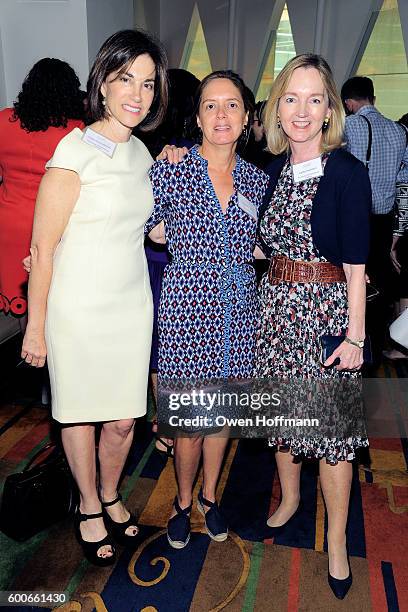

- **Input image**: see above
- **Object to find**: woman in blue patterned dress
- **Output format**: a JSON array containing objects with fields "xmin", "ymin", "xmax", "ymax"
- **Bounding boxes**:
[
  {"xmin": 147, "ymin": 71, "xmax": 268, "ymax": 548},
  {"xmin": 256, "ymin": 55, "xmax": 371, "ymax": 599}
]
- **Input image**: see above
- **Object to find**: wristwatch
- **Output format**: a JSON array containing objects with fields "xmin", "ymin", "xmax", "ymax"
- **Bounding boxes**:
[{"xmin": 345, "ymin": 336, "xmax": 364, "ymax": 349}]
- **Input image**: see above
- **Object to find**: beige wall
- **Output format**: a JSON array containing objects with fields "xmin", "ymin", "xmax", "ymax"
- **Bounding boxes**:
[
  {"xmin": 87, "ymin": 0, "xmax": 134, "ymax": 66},
  {"xmin": 0, "ymin": 0, "xmax": 133, "ymax": 107},
  {"xmin": 0, "ymin": 0, "xmax": 89, "ymax": 106},
  {"xmin": 0, "ymin": 24, "xmax": 6, "ymax": 109}
]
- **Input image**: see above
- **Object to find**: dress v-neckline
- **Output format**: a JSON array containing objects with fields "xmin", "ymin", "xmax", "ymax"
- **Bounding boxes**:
[
  {"xmin": 208, "ymin": 176, "xmax": 235, "ymax": 218},
  {"xmin": 191, "ymin": 146, "xmax": 240, "ymax": 219}
]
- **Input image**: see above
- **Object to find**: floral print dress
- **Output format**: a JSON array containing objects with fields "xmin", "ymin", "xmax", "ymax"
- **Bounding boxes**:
[{"xmin": 256, "ymin": 157, "xmax": 368, "ymax": 464}]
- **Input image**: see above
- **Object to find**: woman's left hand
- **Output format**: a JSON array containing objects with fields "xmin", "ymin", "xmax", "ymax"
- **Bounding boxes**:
[
  {"xmin": 324, "ymin": 340, "xmax": 363, "ymax": 371},
  {"xmin": 156, "ymin": 145, "xmax": 189, "ymax": 164}
]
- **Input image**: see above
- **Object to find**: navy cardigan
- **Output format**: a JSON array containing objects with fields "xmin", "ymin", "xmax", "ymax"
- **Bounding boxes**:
[{"xmin": 259, "ymin": 148, "xmax": 372, "ymax": 267}]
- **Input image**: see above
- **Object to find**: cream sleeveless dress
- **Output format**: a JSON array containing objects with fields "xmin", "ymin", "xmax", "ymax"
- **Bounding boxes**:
[{"xmin": 45, "ymin": 127, "xmax": 154, "ymax": 423}]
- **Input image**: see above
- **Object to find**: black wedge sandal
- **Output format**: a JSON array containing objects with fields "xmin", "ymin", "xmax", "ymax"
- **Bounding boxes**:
[
  {"xmin": 155, "ymin": 437, "xmax": 174, "ymax": 458},
  {"xmin": 74, "ymin": 509, "xmax": 116, "ymax": 567},
  {"xmin": 101, "ymin": 493, "xmax": 139, "ymax": 547},
  {"xmin": 152, "ymin": 419, "xmax": 174, "ymax": 458}
]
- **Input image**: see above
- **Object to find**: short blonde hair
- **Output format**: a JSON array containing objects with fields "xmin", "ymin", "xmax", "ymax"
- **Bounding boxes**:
[{"xmin": 264, "ymin": 54, "xmax": 345, "ymax": 155}]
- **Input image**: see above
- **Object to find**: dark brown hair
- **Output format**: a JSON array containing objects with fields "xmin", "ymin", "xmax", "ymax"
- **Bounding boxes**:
[
  {"xmin": 192, "ymin": 70, "xmax": 254, "ymax": 148},
  {"xmin": 193, "ymin": 70, "xmax": 254, "ymax": 124},
  {"xmin": 86, "ymin": 29, "xmax": 168, "ymax": 131},
  {"xmin": 341, "ymin": 76, "xmax": 375, "ymax": 105}
]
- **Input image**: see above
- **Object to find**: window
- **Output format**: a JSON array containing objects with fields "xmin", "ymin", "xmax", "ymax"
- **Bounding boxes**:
[
  {"xmin": 256, "ymin": 4, "xmax": 296, "ymax": 101},
  {"xmin": 357, "ymin": 0, "xmax": 408, "ymax": 120},
  {"xmin": 180, "ymin": 4, "xmax": 212, "ymax": 81}
]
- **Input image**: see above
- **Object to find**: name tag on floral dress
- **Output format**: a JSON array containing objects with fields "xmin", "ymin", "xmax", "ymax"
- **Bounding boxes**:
[{"xmin": 292, "ymin": 156, "xmax": 323, "ymax": 183}]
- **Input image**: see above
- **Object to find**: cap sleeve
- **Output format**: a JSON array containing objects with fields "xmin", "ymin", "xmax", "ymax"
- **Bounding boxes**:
[{"xmin": 45, "ymin": 128, "xmax": 83, "ymax": 175}]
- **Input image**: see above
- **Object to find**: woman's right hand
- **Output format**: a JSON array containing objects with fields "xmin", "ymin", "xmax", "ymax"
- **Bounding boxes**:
[
  {"xmin": 156, "ymin": 145, "xmax": 189, "ymax": 164},
  {"xmin": 21, "ymin": 329, "xmax": 47, "ymax": 367}
]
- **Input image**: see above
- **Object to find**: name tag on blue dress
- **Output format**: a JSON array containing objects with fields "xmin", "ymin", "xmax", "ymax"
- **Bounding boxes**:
[{"xmin": 237, "ymin": 192, "xmax": 258, "ymax": 220}]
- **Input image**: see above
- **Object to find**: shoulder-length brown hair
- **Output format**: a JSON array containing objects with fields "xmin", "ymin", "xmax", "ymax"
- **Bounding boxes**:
[
  {"xmin": 86, "ymin": 29, "xmax": 168, "ymax": 131},
  {"xmin": 264, "ymin": 54, "xmax": 345, "ymax": 155}
]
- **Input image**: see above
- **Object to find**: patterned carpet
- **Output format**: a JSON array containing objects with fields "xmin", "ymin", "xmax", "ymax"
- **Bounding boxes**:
[{"xmin": 0, "ymin": 361, "xmax": 407, "ymax": 612}]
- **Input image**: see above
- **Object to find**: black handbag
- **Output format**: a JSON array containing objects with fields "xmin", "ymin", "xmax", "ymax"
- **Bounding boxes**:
[
  {"xmin": 320, "ymin": 335, "xmax": 373, "ymax": 367},
  {"xmin": 0, "ymin": 443, "xmax": 77, "ymax": 541}
]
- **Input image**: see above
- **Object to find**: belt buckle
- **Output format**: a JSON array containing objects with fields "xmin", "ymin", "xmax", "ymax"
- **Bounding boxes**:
[
  {"xmin": 304, "ymin": 261, "xmax": 317, "ymax": 282},
  {"xmin": 281, "ymin": 257, "xmax": 295, "ymax": 282}
]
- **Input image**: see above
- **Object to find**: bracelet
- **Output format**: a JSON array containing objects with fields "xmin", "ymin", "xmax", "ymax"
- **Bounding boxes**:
[{"xmin": 344, "ymin": 336, "xmax": 364, "ymax": 349}]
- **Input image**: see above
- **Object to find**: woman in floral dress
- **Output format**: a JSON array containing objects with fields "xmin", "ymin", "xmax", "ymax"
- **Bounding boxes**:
[
  {"xmin": 257, "ymin": 55, "xmax": 371, "ymax": 599},
  {"xmin": 147, "ymin": 71, "xmax": 268, "ymax": 549}
]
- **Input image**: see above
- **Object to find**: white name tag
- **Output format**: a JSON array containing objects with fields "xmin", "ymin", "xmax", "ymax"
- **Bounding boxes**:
[
  {"xmin": 82, "ymin": 127, "xmax": 117, "ymax": 157},
  {"xmin": 237, "ymin": 192, "xmax": 258, "ymax": 220},
  {"xmin": 292, "ymin": 156, "xmax": 323, "ymax": 183}
]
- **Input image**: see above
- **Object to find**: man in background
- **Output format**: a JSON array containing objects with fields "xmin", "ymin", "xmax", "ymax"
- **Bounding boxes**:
[{"xmin": 341, "ymin": 76, "xmax": 408, "ymax": 364}]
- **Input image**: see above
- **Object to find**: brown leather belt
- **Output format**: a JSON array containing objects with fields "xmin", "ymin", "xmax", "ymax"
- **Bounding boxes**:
[{"xmin": 268, "ymin": 256, "xmax": 346, "ymax": 284}]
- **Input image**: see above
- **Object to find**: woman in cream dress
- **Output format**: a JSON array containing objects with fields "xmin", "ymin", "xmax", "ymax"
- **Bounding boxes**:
[
  {"xmin": 22, "ymin": 30, "xmax": 168, "ymax": 565},
  {"xmin": 44, "ymin": 126, "xmax": 154, "ymax": 423}
]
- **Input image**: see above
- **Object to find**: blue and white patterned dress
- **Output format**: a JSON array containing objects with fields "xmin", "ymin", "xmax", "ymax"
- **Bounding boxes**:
[{"xmin": 145, "ymin": 146, "xmax": 268, "ymax": 380}]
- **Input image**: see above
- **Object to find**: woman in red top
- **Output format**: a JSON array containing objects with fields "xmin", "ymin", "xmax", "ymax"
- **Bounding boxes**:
[{"xmin": 0, "ymin": 58, "xmax": 84, "ymax": 318}]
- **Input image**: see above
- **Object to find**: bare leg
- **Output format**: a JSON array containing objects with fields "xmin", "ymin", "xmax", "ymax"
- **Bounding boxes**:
[
  {"xmin": 267, "ymin": 449, "xmax": 301, "ymax": 527},
  {"xmin": 151, "ymin": 371, "xmax": 158, "ymax": 401},
  {"xmin": 61, "ymin": 424, "xmax": 112, "ymax": 558},
  {"xmin": 201, "ymin": 436, "xmax": 229, "ymax": 506},
  {"xmin": 319, "ymin": 459, "xmax": 352, "ymax": 579},
  {"xmin": 169, "ymin": 436, "xmax": 203, "ymax": 517},
  {"xmin": 151, "ymin": 371, "xmax": 173, "ymax": 452},
  {"xmin": 99, "ymin": 419, "xmax": 138, "ymax": 536}
]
